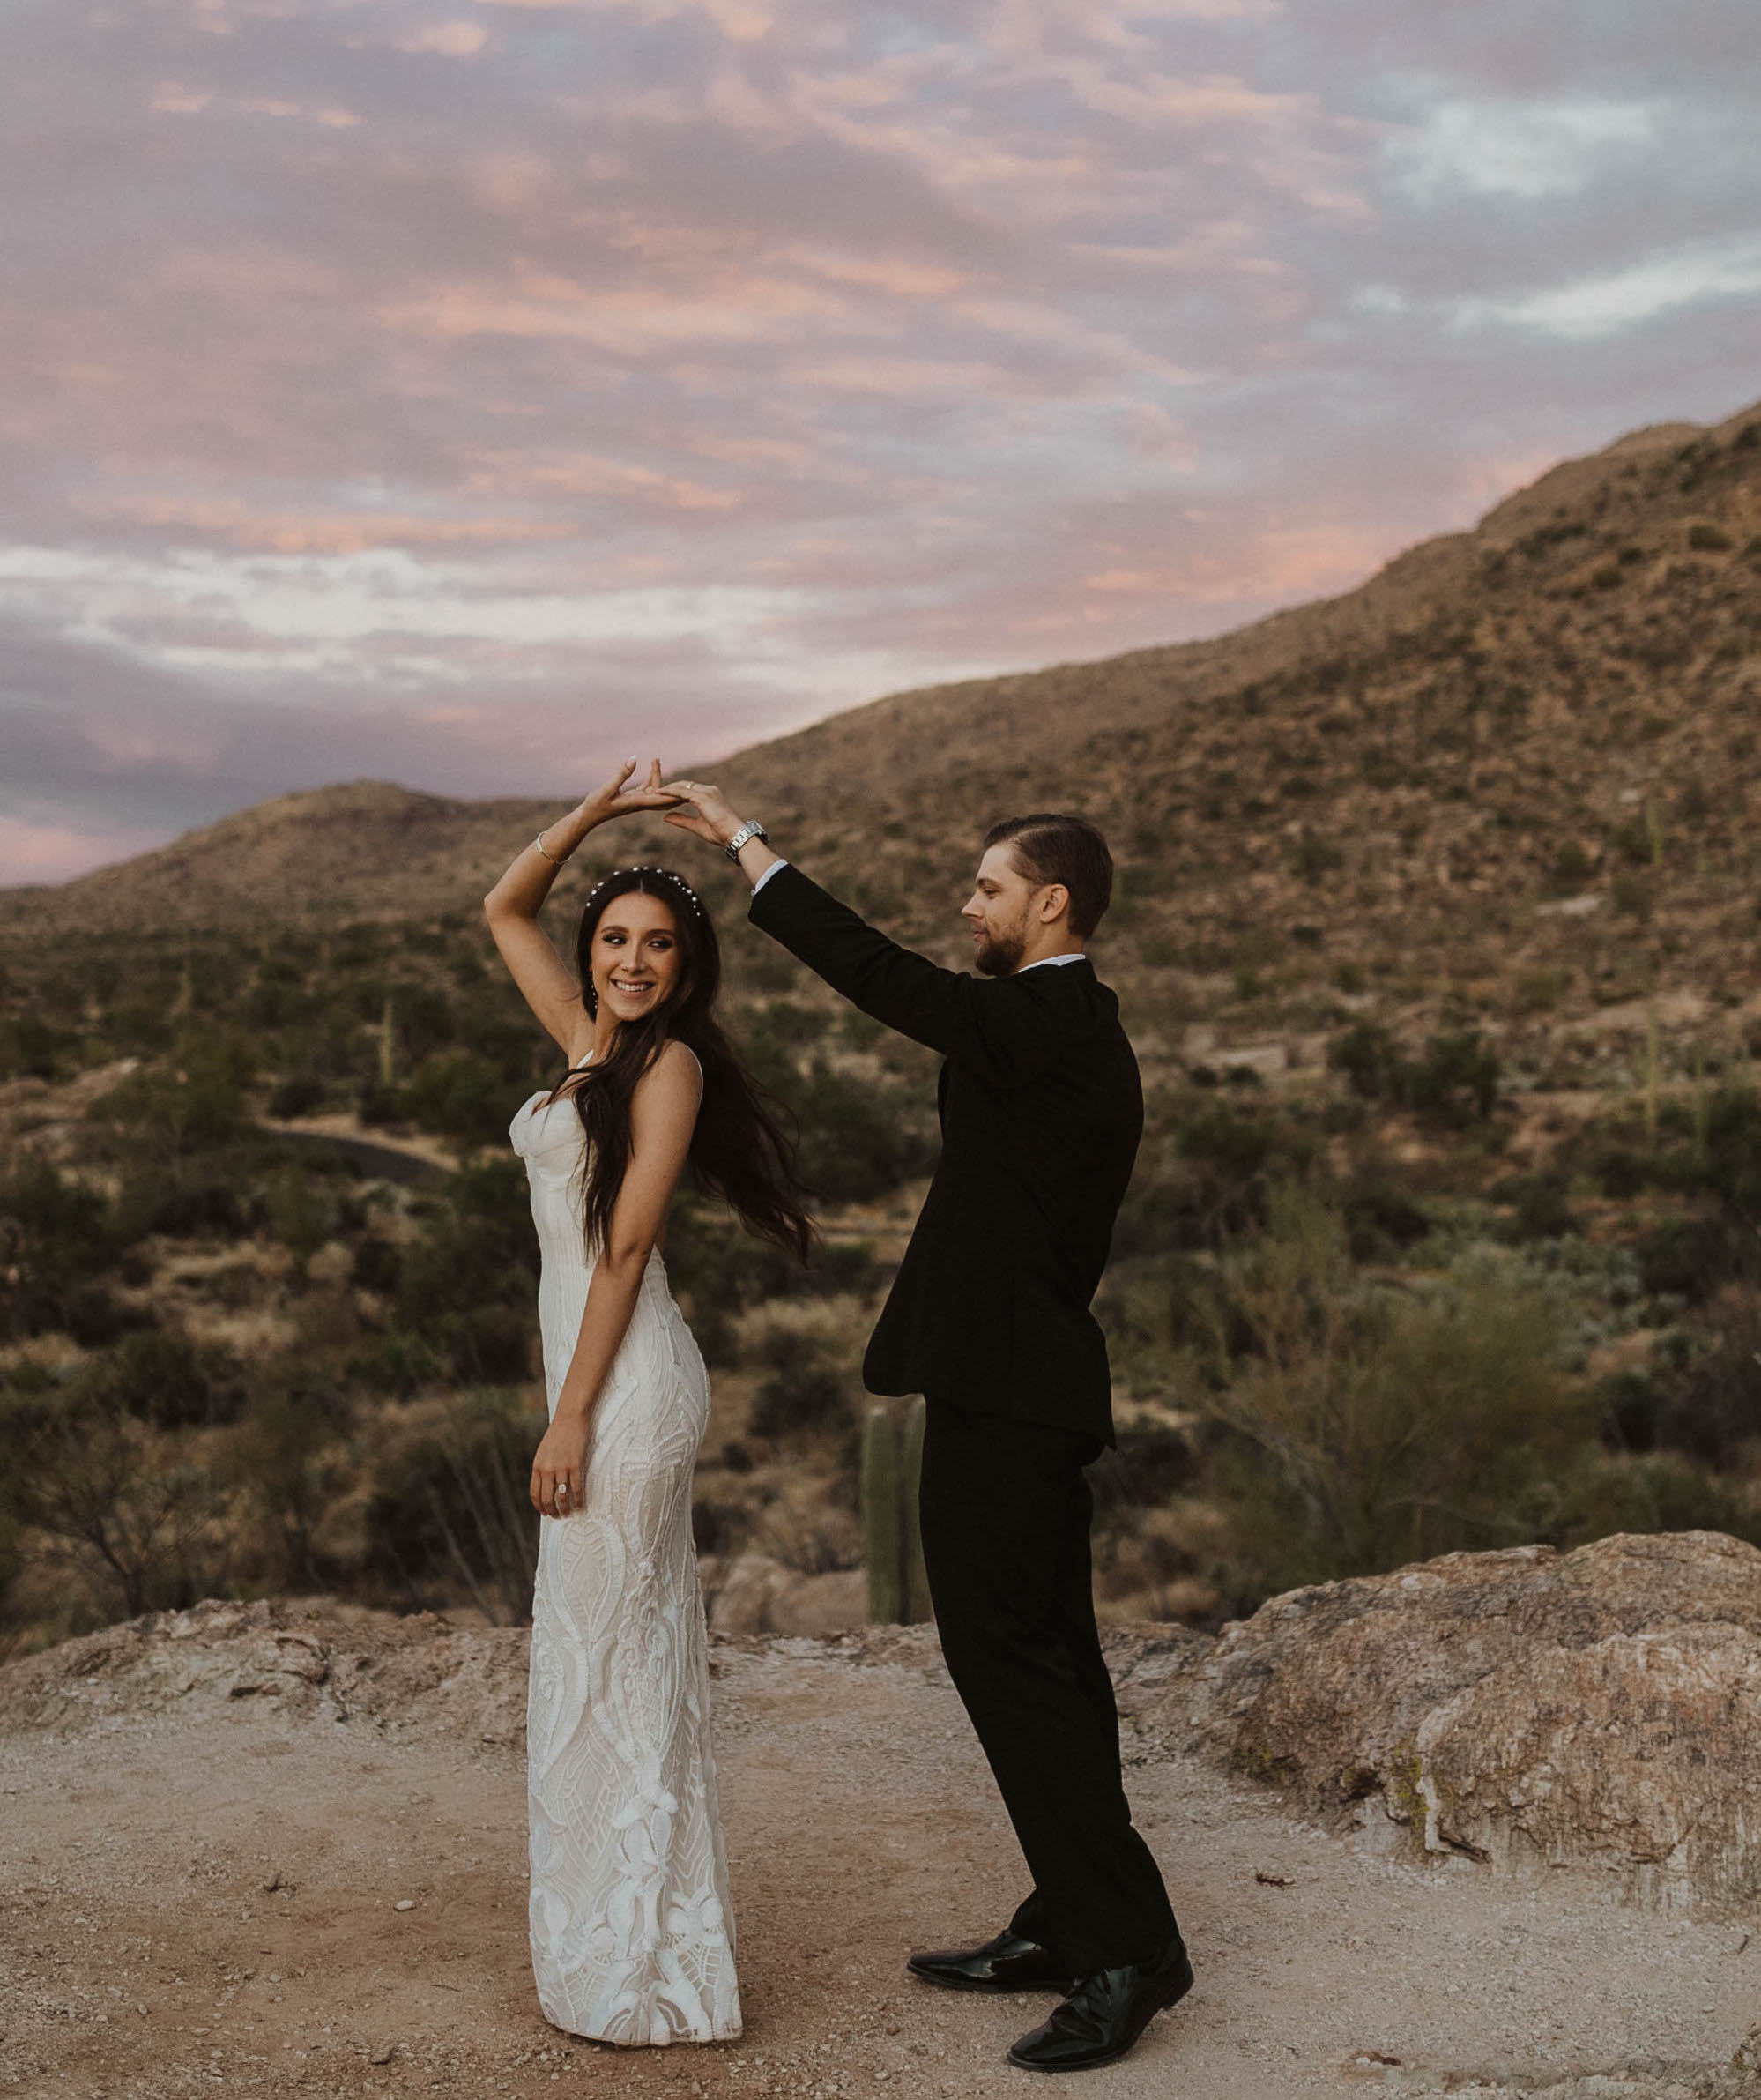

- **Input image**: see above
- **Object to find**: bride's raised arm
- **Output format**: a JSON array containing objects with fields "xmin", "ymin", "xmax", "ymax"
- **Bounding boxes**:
[{"xmin": 483, "ymin": 757, "xmax": 680, "ymax": 1058}]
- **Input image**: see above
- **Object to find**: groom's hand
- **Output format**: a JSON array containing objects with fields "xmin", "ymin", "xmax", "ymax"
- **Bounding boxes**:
[{"xmin": 660, "ymin": 779, "xmax": 743, "ymax": 849}]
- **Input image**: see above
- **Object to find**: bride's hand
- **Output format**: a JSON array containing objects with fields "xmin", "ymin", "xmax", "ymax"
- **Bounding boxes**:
[
  {"xmin": 531, "ymin": 1419, "xmax": 589, "ymax": 1517},
  {"xmin": 660, "ymin": 778, "xmax": 741, "ymax": 848},
  {"xmin": 580, "ymin": 757, "xmax": 683, "ymax": 829}
]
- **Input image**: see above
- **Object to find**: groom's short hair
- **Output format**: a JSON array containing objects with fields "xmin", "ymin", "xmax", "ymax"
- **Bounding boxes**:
[{"xmin": 984, "ymin": 814, "xmax": 1113, "ymax": 939}]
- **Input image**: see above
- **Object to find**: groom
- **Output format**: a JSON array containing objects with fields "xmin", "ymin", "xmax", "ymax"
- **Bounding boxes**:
[{"xmin": 664, "ymin": 783, "xmax": 1189, "ymax": 2074}]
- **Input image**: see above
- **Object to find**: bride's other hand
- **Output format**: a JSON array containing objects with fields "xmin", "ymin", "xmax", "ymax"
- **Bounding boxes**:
[
  {"xmin": 531, "ymin": 1419, "xmax": 589, "ymax": 1517},
  {"xmin": 661, "ymin": 778, "xmax": 740, "ymax": 847},
  {"xmin": 583, "ymin": 756, "xmax": 683, "ymax": 828}
]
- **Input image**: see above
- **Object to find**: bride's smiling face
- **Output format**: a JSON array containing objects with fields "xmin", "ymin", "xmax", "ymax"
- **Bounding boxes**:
[{"xmin": 590, "ymin": 892, "xmax": 683, "ymax": 1023}]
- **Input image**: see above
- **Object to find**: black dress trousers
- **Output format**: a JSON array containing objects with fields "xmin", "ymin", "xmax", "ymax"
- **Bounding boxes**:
[{"xmin": 917, "ymin": 1396, "xmax": 1178, "ymax": 1977}]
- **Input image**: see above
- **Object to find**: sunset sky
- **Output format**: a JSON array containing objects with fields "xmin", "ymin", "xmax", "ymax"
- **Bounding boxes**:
[{"xmin": 3, "ymin": 0, "xmax": 1757, "ymax": 886}]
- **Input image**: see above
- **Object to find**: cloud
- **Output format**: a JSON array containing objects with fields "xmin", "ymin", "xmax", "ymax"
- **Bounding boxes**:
[
  {"xmin": 1449, "ymin": 238, "xmax": 1761, "ymax": 339},
  {"xmin": 0, "ymin": 0, "xmax": 1757, "ymax": 883},
  {"xmin": 1393, "ymin": 97, "xmax": 1661, "ymax": 201}
]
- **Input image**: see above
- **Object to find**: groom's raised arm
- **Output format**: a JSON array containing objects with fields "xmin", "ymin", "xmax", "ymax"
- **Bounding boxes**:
[
  {"xmin": 662, "ymin": 778, "xmax": 1086, "ymax": 1083},
  {"xmin": 748, "ymin": 861, "xmax": 1073, "ymax": 1084}
]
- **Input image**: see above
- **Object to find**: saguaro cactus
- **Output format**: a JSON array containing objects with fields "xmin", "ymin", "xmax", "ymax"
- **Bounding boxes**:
[
  {"xmin": 862, "ymin": 1396, "xmax": 932, "ymax": 1625},
  {"xmin": 902, "ymin": 1394, "xmax": 930, "ymax": 1623},
  {"xmin": 861, "ymin": 1407, "xmax": 904, "ymax": 1624}
]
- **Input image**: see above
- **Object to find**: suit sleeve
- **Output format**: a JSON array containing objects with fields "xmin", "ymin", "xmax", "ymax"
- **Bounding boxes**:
[{"xmin": 748, "ymin": 862, "xmax": 1079, "ymax": 1084}]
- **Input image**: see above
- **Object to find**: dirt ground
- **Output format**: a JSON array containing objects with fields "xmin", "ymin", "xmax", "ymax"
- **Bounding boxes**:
[{"xmin": 2, "ymin": 1608, "xmax": 1757, "ymax": 2100}]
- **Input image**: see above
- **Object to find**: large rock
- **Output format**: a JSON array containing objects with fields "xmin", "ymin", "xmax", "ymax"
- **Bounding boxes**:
[
  {"xmin": 704, "ymin": 1553, "xmax": 869, "ymax": 1637},
  {"xmin": 1133, "ymin": 1530, "xmax": 1761, "ymax": 1916}
]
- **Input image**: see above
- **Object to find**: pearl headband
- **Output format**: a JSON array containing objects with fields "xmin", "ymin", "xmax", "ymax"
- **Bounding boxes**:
[{"xmin": 584, "ymin": 864, "xmax": 706, "ymax": 920}]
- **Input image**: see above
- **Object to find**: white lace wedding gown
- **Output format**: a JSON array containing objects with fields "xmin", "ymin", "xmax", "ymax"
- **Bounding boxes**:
[{"xmin": 511, "ymin": 1074, "xmax": 741, "ymax": 2045}]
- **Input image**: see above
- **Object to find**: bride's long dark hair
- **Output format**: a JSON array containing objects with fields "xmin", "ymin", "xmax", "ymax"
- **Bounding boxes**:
[{"xmin": 552, "ymin": 865, "xmax": 814, "ymax": 1262}]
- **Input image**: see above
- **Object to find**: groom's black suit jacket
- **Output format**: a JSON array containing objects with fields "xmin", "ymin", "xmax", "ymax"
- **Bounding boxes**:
[{"xmin": 749, "ymin": 863, "xmax": 1141, "ymax": 1446}]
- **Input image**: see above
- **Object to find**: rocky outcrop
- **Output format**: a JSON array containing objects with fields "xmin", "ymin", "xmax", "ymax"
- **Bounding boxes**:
[
  {"xmin": 0, "ymin": 1597, "xmax": 531, "ymax": 1752},
  {"xmin": 8, "ymin": 1530, "xmax": 1758, "ymax": 1921},
  {"xmin": 703, "ymin": 1553, "xmax": 868, "ymax": 1637},
  {"xmin": 1138, "ymin": 1530, "xmax": 1761, "ymax": 1917}
]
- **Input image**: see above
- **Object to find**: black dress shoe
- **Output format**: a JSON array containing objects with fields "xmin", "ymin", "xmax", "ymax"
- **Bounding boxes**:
[
  {"xmin": 906, "ymin": 1930, "xmax": 1073, "ymax": 1993},
  {"xmin": 1006, "ymin": 1935, "xmax": 1193, "ymax": 2072}
]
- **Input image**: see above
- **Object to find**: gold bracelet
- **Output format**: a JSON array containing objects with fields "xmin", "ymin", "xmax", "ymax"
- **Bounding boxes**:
[{"xmin": 534, "ymin": 830, "xmax": 568, "ymax": 865}]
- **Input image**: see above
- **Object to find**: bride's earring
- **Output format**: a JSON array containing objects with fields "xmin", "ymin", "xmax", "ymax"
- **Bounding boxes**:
[{"xmin": 584, "ymin": 976, "xmax": 599, "ymax": 1018}]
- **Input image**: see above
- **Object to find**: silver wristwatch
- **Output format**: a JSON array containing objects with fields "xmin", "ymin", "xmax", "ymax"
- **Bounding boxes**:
[{"xmin": 724, "ymin": 819, "xmax": 768, "ymax": 860}]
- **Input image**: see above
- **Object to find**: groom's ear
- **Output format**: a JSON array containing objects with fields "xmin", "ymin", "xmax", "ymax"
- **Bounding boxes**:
[{"xmin": 1037, "ymin": 882, "xmax": 1071, "ymax": 925}]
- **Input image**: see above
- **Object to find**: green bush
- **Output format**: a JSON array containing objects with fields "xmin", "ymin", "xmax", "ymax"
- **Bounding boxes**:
[
  {"xmin": 782, "ymin": 1062, "xmax": 937, "ymax": 1205},
  {"xmin": 1326, "ymin": 1024, "xmax": 1498, "ymax": 1125},
  {"xmin": 0, "ymin": 1379, "xmax": 234, "ymax": 1620},
  {"xmin": 1549, "ymin": 840, "xmax": 1595, "ymax": 891},
  {"xmin": 403, "ymin": 1050, "xmax": 519, "ymax": 1147},
  {"xmin": 748, "ymin": 1330, "xmax": 851, "ymax": 1439},
  {"xmin": 364, "ymin": 1390, "xmax": 542, "ymax": 1622},
  {"xmin": 96, "ymin": 1031, "xmax": 256, "ymax": 1156},
  {"xmin": 1688, "ymin": 523, "xmax": 1733, "ymax": 553},
  {"xmin": 94, "ymin": 1329, "xmax": 244, "ymax": 1429},
  {"xmin": 0, "ymin": 1013, "xmax": 73, "ymax": 1081},
  {"xmin": 0, "ymin": 1163, "xmax": 123, "ymax": 1339},
  {"xmin": 1634, "ymin": 1215, "xmax": 1741, "ymax": 1303},
  {"xmin": 229, "ymin": 1379, "xmax": 354, "ymax": 1589},
  {"xmin": 1199, "ymin": 1194, "xmax": 1587, "ymax": 1597}
]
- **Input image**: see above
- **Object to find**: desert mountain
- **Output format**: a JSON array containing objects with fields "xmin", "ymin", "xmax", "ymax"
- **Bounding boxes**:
[{"xmin": 4, "ymin": 398, "xmax": 1758, "ymax": 1041}]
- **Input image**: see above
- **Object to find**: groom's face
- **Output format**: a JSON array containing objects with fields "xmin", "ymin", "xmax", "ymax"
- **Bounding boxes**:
[{"xmin": 962, "ymin": 844, "xmax": 1037, "ymax": 977}]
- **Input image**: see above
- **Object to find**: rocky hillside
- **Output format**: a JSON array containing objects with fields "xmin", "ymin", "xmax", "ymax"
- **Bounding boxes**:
[{"xmin": 4, "ymin": 399, "xmax": 1758, "ymax": 1044}]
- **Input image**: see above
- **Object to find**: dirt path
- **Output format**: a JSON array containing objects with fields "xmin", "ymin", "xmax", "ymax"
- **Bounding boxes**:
[{"xmin": 2, "ymin": 1611, "xmax": 1756, "ymax": 2100}]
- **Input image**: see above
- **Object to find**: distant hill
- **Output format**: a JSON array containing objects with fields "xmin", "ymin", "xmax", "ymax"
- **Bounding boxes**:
[{"xmin": 5, "ymin": 396, "xmax": 1759, "ymax": 1064}]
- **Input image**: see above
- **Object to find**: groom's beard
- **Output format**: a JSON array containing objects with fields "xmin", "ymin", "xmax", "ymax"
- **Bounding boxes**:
[{"xmin": 974, "ymin": 920, "xmax": 1029, "ymax": 977}]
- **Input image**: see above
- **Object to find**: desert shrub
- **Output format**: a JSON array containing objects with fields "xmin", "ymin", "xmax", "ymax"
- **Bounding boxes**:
[
  {"xmin": 663, "ymin": 1195, "xmax": 865, "ymax": 1316},
  {"xmin": 1340, "ymin": 1182, "xmax": 1431, "ymax": 1261},
  {"xmin": 1688, "ymin": 523, "xmax": 1733, "ymax": 553},
  {"xmin": 0, "ymin": 1013, "xmax": 73, "ymax": 1081},
  {"xmin": 1114, "ymin": 1095, "xmax": 1316, "ymax": 1256},
  {"xmin": 1597, "ymin": 1368, "xmax": 1663, "ymax": 1452},
  {"xmin": 1402, "ymin": 1031, "xmax": 1500, "ymax": 1125},
  {"xmin": 347, "ymin": 1328, "xmax": 443, "ymax": 1399},
  {"xmin": 1634, "ymin": 1215, "xmax": 1742, "ymax": 1303},
  {"xmin": 1089, "ymin": 1425, "xmax": 1200, "ymax": 1518},
  {"xmin": 1513, "ymin": 968, "xmax": 1569, "ymax": 1014},
  {"xmin": 1698, "ymin": 1080, "xmax": 1761, "ymax": 1218},
  {"xmin": 363, "ymin": 1389, "xmax": 543, "ymax": 1623},
  {"xmin": 403, "ymin": 1050, "xmax": 516, "ymax": 1147},
  {"xmin": 96, "ymin": 1031, "xmax": 256, "ymax": 1156},
  {"xmin": 0, "ymin": 1378, "xmax": 234, "ymax": 1620},
  {"xmin": 93, "ymin": 1329, "xmax": 245, "ymax": 1429},
  {"xmin": 230, "ymin": 1378, "xmax": 355, "ymax": 1590},
  {"xmin": 782, "ymin": 1062, "xmax": 936, "ymax": 1204},
  {"xmin": 762, "ymin": 1001, "xmax": 832, "ymax": 1046},
  {"xmin": 259, "ymin": 1168, "xmax": 344, "ymax": 1271},
  {"xmin": 1496, "ymin": 1173, "xmax": 1579, "ymax": 1244},
  {"xmin": 267, "ymin": 1074, "xmax": 326, "ymax": 1118},
  {"xmin": 1610, "ymin": 872, "xmax": 1654, "ymax": 921},
  {"xmin": 117, "ymin": 1164, "xmax": 252, "ymax": 1241},
  {"xmin": 1326, "ymin": 1024, "xmax": 1498, "ymax": 1125},
  {"xmin": 748, "ymin": 1329, "xmax": 851, "ymax": 1440},
  {"xmin": 1198, "ymin": 1194, "xmax": 1586, "ymax": 1597},
  {"xmin": 0, "ymin": 1162, "xmax": 123, "ymax": 1339},
  {"xmin": 1645, "ymin": 1288, "xmax": 1761, "ymax": 1467},
  {"xmin": 691, "ymin": 1497, "xmax": 752, "ymax": 1557},
  {"xmin": 1549, "ymin": 840, "xmax": 1595, "ymax": 891},
  {"xmin": 1554, "ymin": 1449, "xmax": 1760, "ymax": 1548},
  {"xmin": 1328, "ymin": 1021, "xmax": 1400, "ymax": 1099},
  {"xmin": 1289, "ymin": 830, "xmax": 1344, "ymax": 883},
  {"xmin": 350, "ymin": 1233, "xmax": 402, "ymax": 1294},
  {"xmin": 386, "ymin": 1161, "xmax": 539, "ymax": 1381}
]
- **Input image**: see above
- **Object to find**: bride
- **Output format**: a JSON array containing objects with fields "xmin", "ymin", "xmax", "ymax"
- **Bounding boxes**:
[{"xmin": 484, "ymin": 758, "xmax": 813, "ymax": 2047}]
